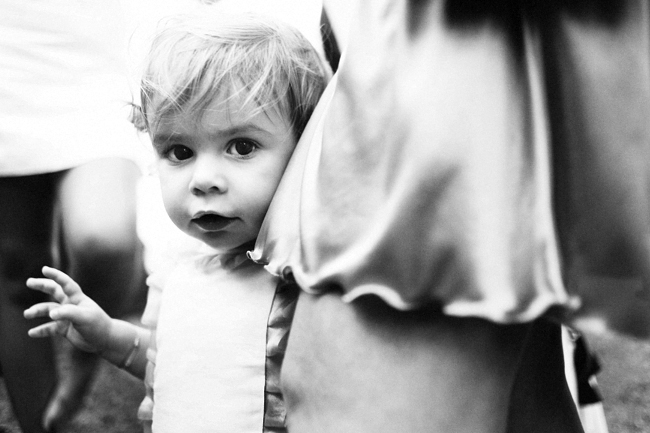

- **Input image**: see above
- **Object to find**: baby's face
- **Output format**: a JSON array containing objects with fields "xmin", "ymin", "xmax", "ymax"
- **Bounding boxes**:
[{"xmin": 149, "ymin": 94, "xmax": 296, "ymax": 252}]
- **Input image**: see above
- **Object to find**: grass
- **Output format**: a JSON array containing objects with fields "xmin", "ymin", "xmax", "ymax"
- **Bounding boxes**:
[{"xmin": 0, "ymin": 330, "xmax": 648, "ymax": 432}]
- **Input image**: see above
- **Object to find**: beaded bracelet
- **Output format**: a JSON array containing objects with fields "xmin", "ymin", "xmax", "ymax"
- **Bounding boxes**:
[{"xmin": 119, "ymin": 335, "xmax": 141, "ymax": 369}]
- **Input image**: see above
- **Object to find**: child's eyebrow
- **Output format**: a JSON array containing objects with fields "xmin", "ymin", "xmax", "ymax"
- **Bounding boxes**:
[
  {"xmin": 151, "ymin": 132, "xmax": 188, "ymax": 147},
  {"xmin": 209, "ymin": 123, "xmax": 272, "ymax": 138},
  {"xmin": 151, "ymin": 123, "xmax": 277, "ymax": 147}
]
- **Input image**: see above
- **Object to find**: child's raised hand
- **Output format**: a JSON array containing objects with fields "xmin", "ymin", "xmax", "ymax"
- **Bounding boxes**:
[{"xmin": 24, "ymin": 266, "xmax": 112, "ymax": 354}]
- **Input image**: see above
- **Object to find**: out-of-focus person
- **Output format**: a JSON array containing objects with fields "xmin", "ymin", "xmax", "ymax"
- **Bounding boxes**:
[{"xmin": 0, "ymin": 1, "xmax": 146, "ymax": 431}]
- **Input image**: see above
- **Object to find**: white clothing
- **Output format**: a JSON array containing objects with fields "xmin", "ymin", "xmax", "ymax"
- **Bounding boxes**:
[
  {"xmin": 140, "ymin": 245, "xmax": 279, "ymax": 433},
  {"xmin": 252, "ymin": 0, "xmax": 650, "ymax": 332},
  {"xmin": 0, "ymin": 0, "xmax": 147, "ymax": 176}
]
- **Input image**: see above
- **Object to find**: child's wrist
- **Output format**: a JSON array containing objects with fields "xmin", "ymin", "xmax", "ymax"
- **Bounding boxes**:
[
  {"xmin": 95, "ymin": 317, "xmax": 118, "ymax": 357},
  {"xmin": 101, "ymin": 319, "xmax": 145, "ymax": 371}
]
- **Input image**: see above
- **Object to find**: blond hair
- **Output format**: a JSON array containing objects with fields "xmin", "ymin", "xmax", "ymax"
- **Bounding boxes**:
[{"xmin": 135, "ymin": 12, "xmax": 329, "ymax": 140}]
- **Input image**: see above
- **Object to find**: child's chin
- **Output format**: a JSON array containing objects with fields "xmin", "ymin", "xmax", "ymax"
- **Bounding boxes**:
[
  {"xmin": 198, "ymin": 238, "xmax": 230, "ymax": 251},
  {"xmin": 198, "ymin": 236, "xmax": 249, "ymax": 253}
]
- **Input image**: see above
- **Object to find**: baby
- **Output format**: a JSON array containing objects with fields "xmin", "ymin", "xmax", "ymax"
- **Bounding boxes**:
[{"xmin": 25, "ymin": 12, "xmax": 328, "ymax": 432}]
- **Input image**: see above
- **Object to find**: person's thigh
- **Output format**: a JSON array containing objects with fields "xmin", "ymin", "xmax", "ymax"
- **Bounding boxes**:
[
  {"xmin": 56, "ymin": 157, "xmax": 143, "ymax": 316},
  {"xmin": 0, "ymin": 172, "xmax": 60, "ymax": 328},
  {"xmin": 0, "ymin": 172, "xmax": 61, "ymax": 276},
  {"xmin": 56, "ymin": 157, "xmax": 141, "ymax": 255},
  {"xmin": 0, "ymin": 172, "xmax": 61, "ymax": 433},
  {"xmin": 282, "ymin": 290, "xmax": 531, "ymax": 433}
]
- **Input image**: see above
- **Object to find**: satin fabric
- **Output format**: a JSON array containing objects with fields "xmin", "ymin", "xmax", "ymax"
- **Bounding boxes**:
[{"xmin": 251, "ymin": 0, "xmax": 650, "ymax": 335}]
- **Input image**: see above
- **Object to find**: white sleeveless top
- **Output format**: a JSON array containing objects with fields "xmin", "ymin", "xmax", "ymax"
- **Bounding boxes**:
[{"xmin": 140, "ymin": 245, "xmax": 280, "ymax": 432}]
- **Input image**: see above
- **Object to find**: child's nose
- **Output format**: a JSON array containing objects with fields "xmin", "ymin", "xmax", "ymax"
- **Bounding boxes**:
[{"xmin": 189, "ymin": 157, "xmax": 227, "ymax": 195}]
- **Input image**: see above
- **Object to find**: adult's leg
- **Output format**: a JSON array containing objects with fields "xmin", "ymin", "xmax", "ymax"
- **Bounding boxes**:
[
  {"xmin": 0, "ymin": 173, "xmax": 61, "ymax": 433},
  {"xmin": 44, "ymin": 157, "xmax": 145, "ymax": 430},
  {"xmin": 56, "ymin": 157, "xmax": 144, "ymax": 317},
  {"xmin": 282, "ymin": 290, "xmax": 532, "ymax": 433}
]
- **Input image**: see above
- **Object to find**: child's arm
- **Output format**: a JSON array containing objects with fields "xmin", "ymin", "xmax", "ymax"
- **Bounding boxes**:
[{"xmin": 24, "ymin": 266, "xmax": 149, "ymax": 379}]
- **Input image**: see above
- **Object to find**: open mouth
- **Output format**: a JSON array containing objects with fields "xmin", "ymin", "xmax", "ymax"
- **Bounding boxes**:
[{"xmin": 191, "ymin": 213, "xmax": 236, "ymax": 231}]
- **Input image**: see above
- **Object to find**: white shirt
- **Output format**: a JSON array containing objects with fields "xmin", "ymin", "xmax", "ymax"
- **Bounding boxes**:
[{"xmin": 141, "ymin": 246, "xmax": 278, "ymax": 432}]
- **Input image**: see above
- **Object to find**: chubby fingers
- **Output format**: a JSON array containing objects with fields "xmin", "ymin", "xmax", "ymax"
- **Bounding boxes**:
[
  {"xmin": 23, "ymin": 302, "xmax": 61, "ymax": 320},
  {"xmin": 27, "ymin": 321, "xmax": 68, "ymax": 338},
  {"xmin": 26, "ymin": 277, "xmax": 68, "ymax": 303},
  {"xmin": 24, "ymin": 303, "xmax": 80, "ymax": 339},
  {"xmin": 25, "ymin": 303, "xmax": 85, "ymax": 323},
  {"xmin": 40, "ymin": 266, "xmax": 83, "ymax": 298}
]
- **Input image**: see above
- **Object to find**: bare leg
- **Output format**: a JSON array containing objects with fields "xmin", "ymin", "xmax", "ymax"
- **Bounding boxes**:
[
  {"xmin": 44, "ymin": 158, "xmax": 145, "ymax": 431},
  {"xmin": 0, "ymin": 173, "xmax": 61, "ymax": 433},
  {"xmin": 56, "ymin": 158, "xmax": 144, "ymax": 318},
  {"xmin": 282, "ymin": 290, "xmax": 532, "ymax": 433}
]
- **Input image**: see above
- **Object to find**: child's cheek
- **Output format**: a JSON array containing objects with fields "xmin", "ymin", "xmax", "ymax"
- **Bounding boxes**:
[{"xmin": 159, "ymin": 180, "xmax": 187, "ymax": 232}]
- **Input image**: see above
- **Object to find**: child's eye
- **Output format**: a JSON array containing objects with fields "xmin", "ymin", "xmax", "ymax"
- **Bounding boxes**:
[
  {"xmin": 167, "ymin": 145, "xmax": 194, "ymax": 162},
  {"xmin": 227, "ymin": 139, "xmax": 258, "ymax": 157}
]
